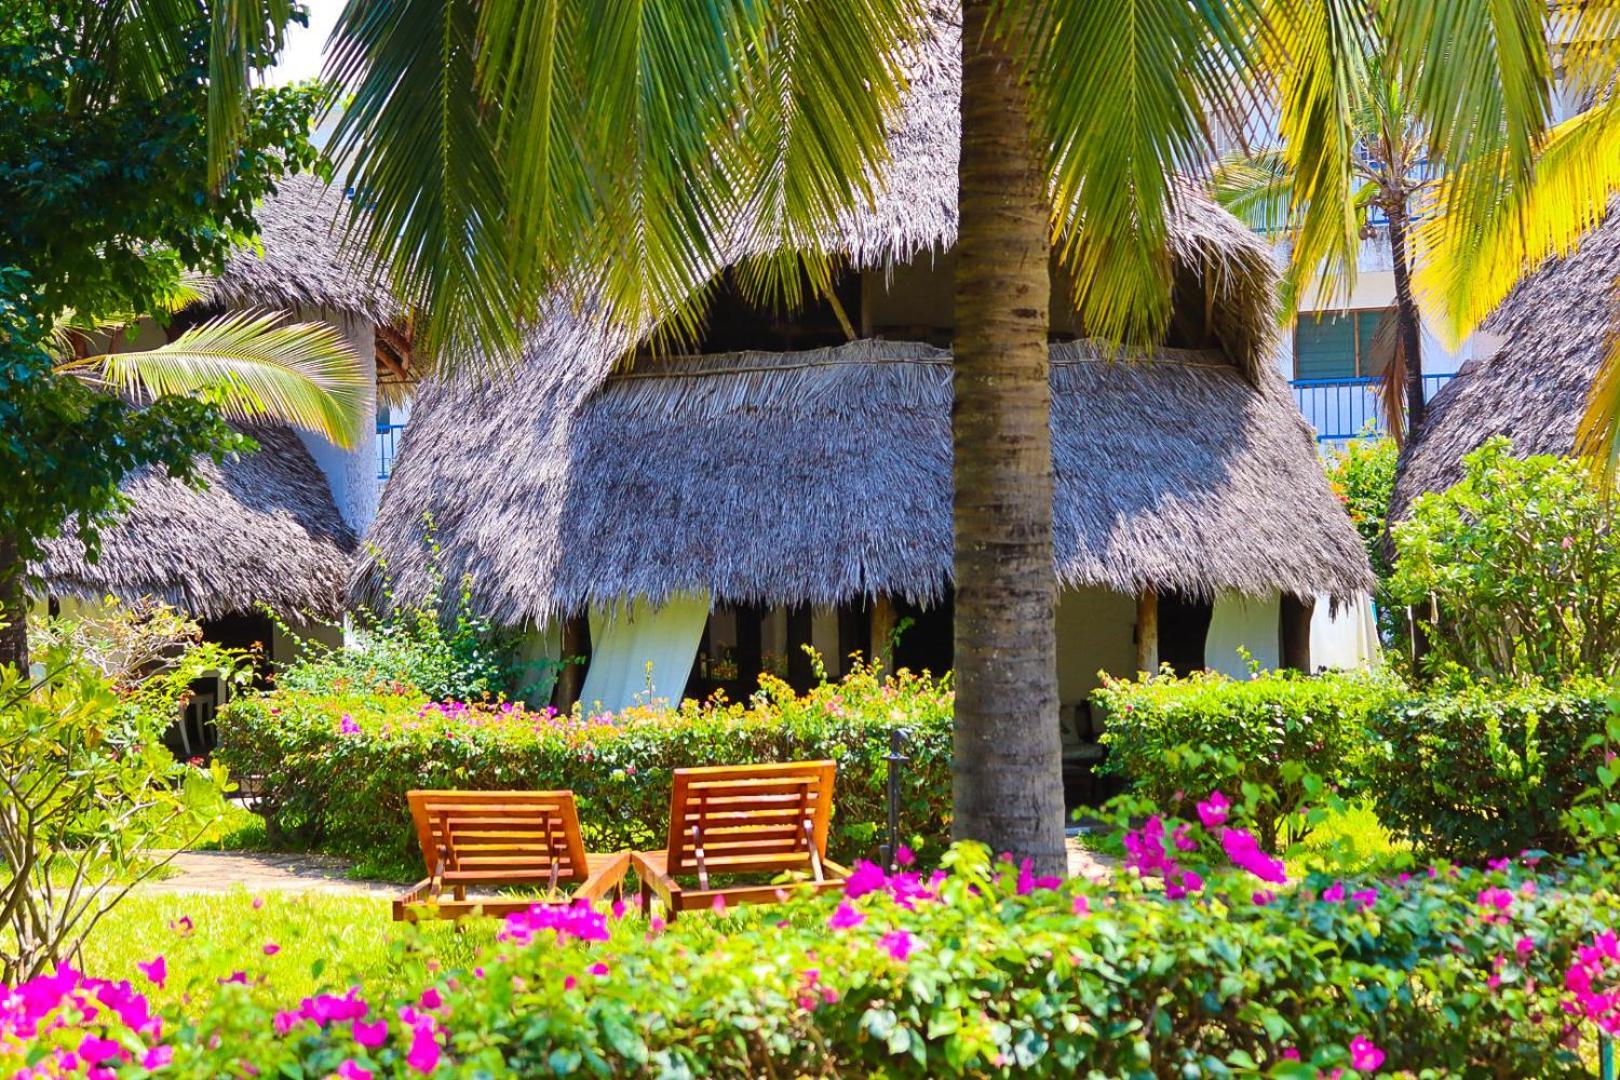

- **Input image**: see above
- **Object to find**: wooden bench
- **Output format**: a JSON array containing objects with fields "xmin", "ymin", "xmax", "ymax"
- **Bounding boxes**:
[
  {"xmin": 630, "ymin": 761, "xmax": 849, "ymax": 919},
  {"xmin": 394, "ymin": 790, "xmax": 630, "ymax": 921}
]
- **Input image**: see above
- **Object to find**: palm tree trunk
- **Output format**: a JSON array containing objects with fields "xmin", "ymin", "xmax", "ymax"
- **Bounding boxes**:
[
  {"xmin": 951, "ymin": 0, "xmax": 1066, "ymax": 876},
  {"xmin": 1387, "ymin": 205, "xmax": 1427, "ymax": 440},
  {"xmin": 0, "ymin": 533, "xmax": 29, "ymax": 674}
]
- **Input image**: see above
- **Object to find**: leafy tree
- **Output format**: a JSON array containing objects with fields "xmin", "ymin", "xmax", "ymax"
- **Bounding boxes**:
[
  {"xmin": 0, "ymin": 1, "xmax": 369, "ymax": 671},
  {"xmin": 305, "ymin": 0, "xmax": 1558, "ymax": 869}
]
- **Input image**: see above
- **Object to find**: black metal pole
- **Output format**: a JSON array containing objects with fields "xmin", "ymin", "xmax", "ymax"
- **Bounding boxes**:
[{"xmin": 881, "ymin": 727, "xmax": 911, "ymax": 871}]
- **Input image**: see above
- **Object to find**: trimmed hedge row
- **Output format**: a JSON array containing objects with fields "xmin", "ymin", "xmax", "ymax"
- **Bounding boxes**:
[
  {"xmin": 1097, "ymin": 669, "xmax": 1616, "ymax": 860},
  {"xmin": 217, "ymin": 666, "xmax": 953, "ymax": 877}
]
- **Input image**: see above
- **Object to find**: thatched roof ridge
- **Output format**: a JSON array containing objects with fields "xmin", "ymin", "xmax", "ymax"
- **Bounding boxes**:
[
  {"xmin": 1391, "ymin": 207, "xmax": 1620, "ymax": 518},
  {"xmin": 205, "ymin": 173, "xmax": 400, "ymax": 324},
  {"xmin": 36, "ymin": 427, "xmax": 356, "ymax": 620},
  {"xmin": 355, "ymin": 334, "xmax": 1371, "ymax": 625}
]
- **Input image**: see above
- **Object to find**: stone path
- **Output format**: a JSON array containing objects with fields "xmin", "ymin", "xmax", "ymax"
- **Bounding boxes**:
[
  {"xmin": 138, "ymin": 851, "xmax": 395, "ymax": 897},
  {"xmin": 1066, "ymin": 835, "xmax": 1118, "ymax": 882}
]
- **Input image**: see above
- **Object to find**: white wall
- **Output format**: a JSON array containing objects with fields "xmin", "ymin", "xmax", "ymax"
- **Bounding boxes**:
[{"xmin": 296, "ymin": 309, "xmax": 379, "ymax": 536}]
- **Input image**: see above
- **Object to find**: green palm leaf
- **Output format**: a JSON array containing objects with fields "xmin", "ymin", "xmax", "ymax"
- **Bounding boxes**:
[{"xmin": 57, "ymin": 311, "xmax": 371, "ymax": 449}]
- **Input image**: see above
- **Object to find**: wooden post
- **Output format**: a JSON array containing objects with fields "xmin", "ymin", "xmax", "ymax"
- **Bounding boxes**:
[
  {"xmin": 553, "ymin": 613, "xmax": 590, "ymax": 712},
  {"xmin": 1280, "ymin": 594, "xmax": 1315, "ymax": 673},
  {"xmin": 1134, "ymin": 591, "xmax": 1159, "ymax": 675},
  {"xmin": 870, "ymin": 596, "xmax": 898, "ymax": 670}
]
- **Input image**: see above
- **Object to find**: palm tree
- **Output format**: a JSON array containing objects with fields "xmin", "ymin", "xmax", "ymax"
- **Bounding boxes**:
[
  {"xmin": 1214, "ymin": 44, "xmax": 1437, "ymax": 444},
  {"xmin": 1416, "ymin": 8, "xmax": 1620, "ymax": 465},
  {"xmin": 165, "ymin": 0, "xmax": 1547, "ymax": 869}
]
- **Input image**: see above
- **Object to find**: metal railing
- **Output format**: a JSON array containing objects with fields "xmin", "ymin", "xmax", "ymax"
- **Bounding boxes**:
[
  {"xmin": 1290, "ymin": 373, "xmax": 1457, "ymax": 443},
  {"xmin": 376, "ymin": 420, "xmax": 407, "ymax": 480}
]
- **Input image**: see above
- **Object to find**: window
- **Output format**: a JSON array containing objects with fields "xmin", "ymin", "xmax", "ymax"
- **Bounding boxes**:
[{"xmin": 1293, "ymin": 308, "xmax": 1394, "ymax": 380}]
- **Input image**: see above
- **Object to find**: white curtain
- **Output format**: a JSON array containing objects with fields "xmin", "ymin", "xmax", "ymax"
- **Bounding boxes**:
[
  {"xmin": 1308, "ymin": 593, "xmax": 1380, "ymax": 670},
  {"xmin": 579, "ymin": 593, "xmax": 711, "ymax": 714},
  {"xmin": 1204, "ymin": 591, "xmax": 1281, "ymax": 677}
]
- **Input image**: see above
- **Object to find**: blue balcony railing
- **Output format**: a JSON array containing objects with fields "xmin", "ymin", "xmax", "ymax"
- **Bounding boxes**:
[
  {"xmin": 1290, "ymin": 373, "xmax": 1457, "ymax": 443},
  {"xmin": 376, "ymin": 420, "xmax": 407, "ymax": 480}
]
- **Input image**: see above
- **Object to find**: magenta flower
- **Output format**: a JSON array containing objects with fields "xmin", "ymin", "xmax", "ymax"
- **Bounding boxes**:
[
  {"xmin": 895, "ymin": 845, "xmax": 916, "ymax": 867},
  {"xmin": 262, "ymin": 943, "xmax": 280, "ymax": 956},
  {"xmin": 1171, "ymin": 823, "xmax": 1198, "ymax": 853},
  {"xmin": 354, "ymin": 1019, "xmax": 388, "ymax": 1049},
  {"xmin": 142, "ymin": 1046, "xmax": 174, "ymax": 1070},
  {"xmin": 1016, "ymin": 858, "xmax": 1062, "ymax": 895},
  {"xmin": 136, "ymin": 955, "xmax": 167, "ymax": 989},
  {"xmin": 844, "ymin": 860, "xmax": 889, "ymax": 899},
  {"xmin": 1196, "ymin": 790, "xmax": 1230, "ymax": 829},
  {"xmin": 168, "ymin": 916, "xmax": 193, "ymax": 936},
  {"xmin": 1220, "ymin": 828, "xmax": 1287, "ymax": 885},
  {"xmin": 711, "ymin": 894, "xmax": 727, "ymax": 913},
  {"xmin": 1252, "ymin": 890, "xmax": 1275, "ymax": 906},
  {"xmin": 879, "ymin": 929, "xmax": 915, "ymax": 961},
  {"xmin": 1349, "ymin": 888, "xmax": 1378, "ymax": 911},
  {"xmin": 588, "ymin": 962, "xmax": 610, "ymax": 976},
  {"xmin": 1072, "ymin": 894, "xmax": 1091, "ymax": 916},
  {"xmin": 340, "ymin": 714, "xmax": 361, "ymax": 735},
  {"xmin": 1517, "ymin": 936, "xmax": 1537, "ymax": 958},
  {"xmin": 337, "ymin": 1062, "xmax": 373, "ymax": 1080},
  {"xmin": 1322, "ymin": 881, "xmax": 1346, "ymax": 903},
  {"xmin": 405, "ymin": 1021, "xmax": 441, "ymax": 1074},
  {"xmin": 828, "ymin": 901, "xmax": 865, "ymax": 930},
  {"xmin": 1349, "ymin": 1035, "xmax": 1385, "ymax": 1071},
  {"xmin": 419, "ymin": 988, "xmax": 442, "ymax": 1010}
]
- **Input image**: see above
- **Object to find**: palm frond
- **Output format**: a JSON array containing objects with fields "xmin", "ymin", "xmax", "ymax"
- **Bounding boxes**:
[
  {"xmin": 326, "ymin": 0, "xmax": 523, "ymax": 371},
  {"xmin": 1576, "ymin": 312, "xmax": 1620, "ymax": 475},
  {"xmin": 1018, "ymin": 0, "xmax": 1265, "ymax": 346},
  {"xmin": 1211, "ymin": 150, "xmax": 1295, "ymax": 236},
  {"xmin": 1416, "ymin": 97, "xmax": 1620, "ymax": 343},
  {"xmin": 57, "ymin": 311, "xmax": 370, "ymax": 449},
  {"xmin": 207, "ymin": 0, "xmax": 296, "ymax": 187}
]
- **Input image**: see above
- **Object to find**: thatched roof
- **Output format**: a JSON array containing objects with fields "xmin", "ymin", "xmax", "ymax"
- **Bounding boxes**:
[
  {"xmin": 203, "ymin": 173, "xmax": 400, "ymax": 325},
  {"xmin": 1391, "ymin": 207, "xmax": 1620, "ymax": 519},
  {"xmin": 356, "ymin": 335, "xmax": 1372, "ymax": 625},
  {"xmin": 36, "ymin": 427, "xmax": 356, "ymax": 620}
]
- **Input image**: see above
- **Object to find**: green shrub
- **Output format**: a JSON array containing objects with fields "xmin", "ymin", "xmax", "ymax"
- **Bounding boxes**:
[
  {"xmin": 273, "ymin": 525, "xmax": 538, "ymax": 701},
  {"xmin": 1364, "ymin": 676, "xmax": 1611, "ymax": 860},
  {"xmin": 1390, "ymin": 438, "xmax": 1620, "ymax": 683},
  {"xmin": 1324, "ymin": 435, "xmax": 1408, "ymax": 656},
  {"xmin": 217, "ymin": 664, "xmax": 953, "ymax": 877},
  {"xmin": 1093, "ymin": 667, "xmax": 1400, "ymax": 846}
]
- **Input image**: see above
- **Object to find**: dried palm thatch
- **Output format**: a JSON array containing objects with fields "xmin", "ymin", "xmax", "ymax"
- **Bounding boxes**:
[
  {"xmin": 202, "ymin": 173, "xmax": 401, "ymax": 326},
  {"xmin": 356, "ymin": 333, "xmax": 1371, "ymax": 627},
  {"xmin": 1390, "ymin": 207, "xmax": 1620, "ymax": 520},
  {"xmin": 35, "ymin": 427, "xmax": 356, "ymax": 620}
]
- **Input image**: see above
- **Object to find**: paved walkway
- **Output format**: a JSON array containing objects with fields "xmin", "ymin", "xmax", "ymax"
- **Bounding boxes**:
[
  {"xmin": 139, "ymin": 851, "xmax": 395, "ymax": 897},
  {"xmin": 1066, "ymin": 835, "xmax": 1118, "ymax": 882}
]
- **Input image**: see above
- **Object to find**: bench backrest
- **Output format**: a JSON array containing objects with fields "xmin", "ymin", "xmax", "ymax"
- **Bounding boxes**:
[
  {"xmin": 406, "ymin": 790, "xmax": 590, "ymax": 885},
  {"xmin": 663, "ymin": 761, "xmax": 836, "ymax": 877}
]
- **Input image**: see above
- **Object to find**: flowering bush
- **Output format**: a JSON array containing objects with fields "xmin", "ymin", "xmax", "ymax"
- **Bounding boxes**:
[
  {"xmin": 1364, "ymin": 677, "xmax": 1611, "ymax": 860},
  {"xmin": 1094, "ymin": 667, "xmax": 1399, "ymax": 846},
  {"xmin": 217, "ymin": 664, "xmax": 953, "ymax": 875},
  {"xmin": 12, "ymin": 798, "xmax": 1620, "ymax": 1077}
]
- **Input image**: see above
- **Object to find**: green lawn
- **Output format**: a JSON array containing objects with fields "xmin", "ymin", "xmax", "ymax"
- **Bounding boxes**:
[{"xmin": 77, "ymin": 891, "xmax": 490, "ymax": 1007}]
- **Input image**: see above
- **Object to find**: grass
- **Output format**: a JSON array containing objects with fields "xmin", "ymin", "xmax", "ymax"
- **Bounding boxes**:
[{"xmin": 75, "ymin": 891, "xmax": 491, "ymax": 1008}]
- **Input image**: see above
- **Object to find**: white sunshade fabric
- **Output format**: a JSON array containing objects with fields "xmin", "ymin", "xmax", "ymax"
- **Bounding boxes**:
[
  {"xmin": 1309, "ymin": 593, "xmax": 1381, "ymax": 671},
  {"xmin": 578, "ymin": 593, "xmax": 711, "ymax": 715}
]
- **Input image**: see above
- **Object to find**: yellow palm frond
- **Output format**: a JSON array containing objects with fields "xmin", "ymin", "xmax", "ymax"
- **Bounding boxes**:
[
  {"xmin": 1416, "ymin": 96, "xmax": 1620, "ymax": 345},
  {"xmin": 55, "ymin": 311, "xmax": 370, "ymax": 449}
]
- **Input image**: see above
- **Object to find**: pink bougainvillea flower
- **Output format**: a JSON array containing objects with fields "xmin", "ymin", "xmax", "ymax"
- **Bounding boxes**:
[
  {"xmin": 1252, "ymin": 890, "xmax": 1275, "ymax": 906},
  {"xmin": 274, "ymin": 1010, "xmax": 303, "ymax": 1036},
  {"xmin": 141, "ymin": 1046, "xmax": 174, "ymax": 1070},
  {"xmin": 340, "ymin": 714, "xmax": 361, "ymax": 735},
  {"xmin": 563, "ymin": 976, "xmax": 577, "ymax": 991},
  {"xmin": 1196, "ymin": 791, "xmax": 1229, "ymax": 829},
  {"xmin": 1349, "ymin": 1035, "xmax": 1385, "ymax": 1071},
  {"xmin": 895, "ymin": 845, "xmax": 916, "ymax": 868},
  {"xmin": 137, "ymin": 955, "xmax": 167, "ymax": 988},
  {"xmin": 252, "ymin": 896, "xmax": 264, "ymax": 910},
  {"xmin": 1349, "ymin": 888, "xmax": 1378, "ymax": 912},
  {"xmin": 1477, "ymin": 887, "xmax": 1515, "ymax": 924},
  {"xmin": 217, "ymin": 971, "xmax": 248, "ymax": 985},
  {"xmin": 262, "ymin": 943, "xmax": 280, "ymax": 956},
  {"xmin": 418, "ymin": 988, "xmax": 442, "ymax": 1010},
  {"xmin": 828, "ymin": 901, "xmax": 865, "ymax": 931},
  {"xmin": 711, "ymin": 895, "xmax": 727, "ymax": 913},
  {"xmin": 1322, "ymin": 881, "xmax": 1346, "ymax": 903},
  {"xmin": 354, "ymin": 1019, "xmax": 388, "ymax": 1049},
  {"xmin": 1488, "ymin": 857, "xmax": 1511, "ymax": 872},
  {"xmin": 589, "ymin": 962, "xmax": 610, "ymax": 976},
  {"xmin": 168, "ymin": 916, "xmax": 193, "ymax": 936},
  {"xmin": 878, "ymin": 930, "xmax": 915, "ymax": 961},
  {"xmin": 1072, "ymin": 894, "xmax": 1091, "ymax": 916},
  {"xmin": 1220, "ymin": 828, "xmax": 1287, "ymax": 885},
  {"xmin": 405, "ymin": 1022, "xmax": 441, "ymax": 1074},
  {"xmin": 77, "ymin": 1035, "xmax": 121, "ymax": 1065},
  {"xmin": 1171, "ymin": 823, "xmax": 1198, "ymax": 853},
  {"xmin": 611, "ymin": 899, "xmax": 627, "ymax": 920},
  {"xmin": 337, "ymin": 1062, "xmax": 373, "ymax": 1080},
  {"xmin": 844, "ymin": 860, "xmax": 889, "ymax": 899},
  {"xmin": 1517, "ymin": 936, "xmax": 1537, "ymax": 958},
  {"xmin": 1016, "ymin": 858, "xmax": 1062, "ymax": 895}
]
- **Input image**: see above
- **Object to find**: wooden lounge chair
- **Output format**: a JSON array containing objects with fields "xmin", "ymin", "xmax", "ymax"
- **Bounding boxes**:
[
  {"xmin": 631, "ymin": 761, "xmax": 850, "ymax": 919},
  {"xmin": 394, "ymin": 790, "xmax": 630, "ymax": 921}
]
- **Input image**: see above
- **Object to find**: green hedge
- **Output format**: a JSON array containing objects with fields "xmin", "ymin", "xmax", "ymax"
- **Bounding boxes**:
[
  {"xmin": 1363, "ymin": 678, "xmax": 1611, "ymax": 860},
  {"xmin": 217, "ymin": 666, "xmax": 953, "ymax": 877},
  {"xmin": 1094, "ymin": 668, "xmax": 1401, "ymax": 845}
]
